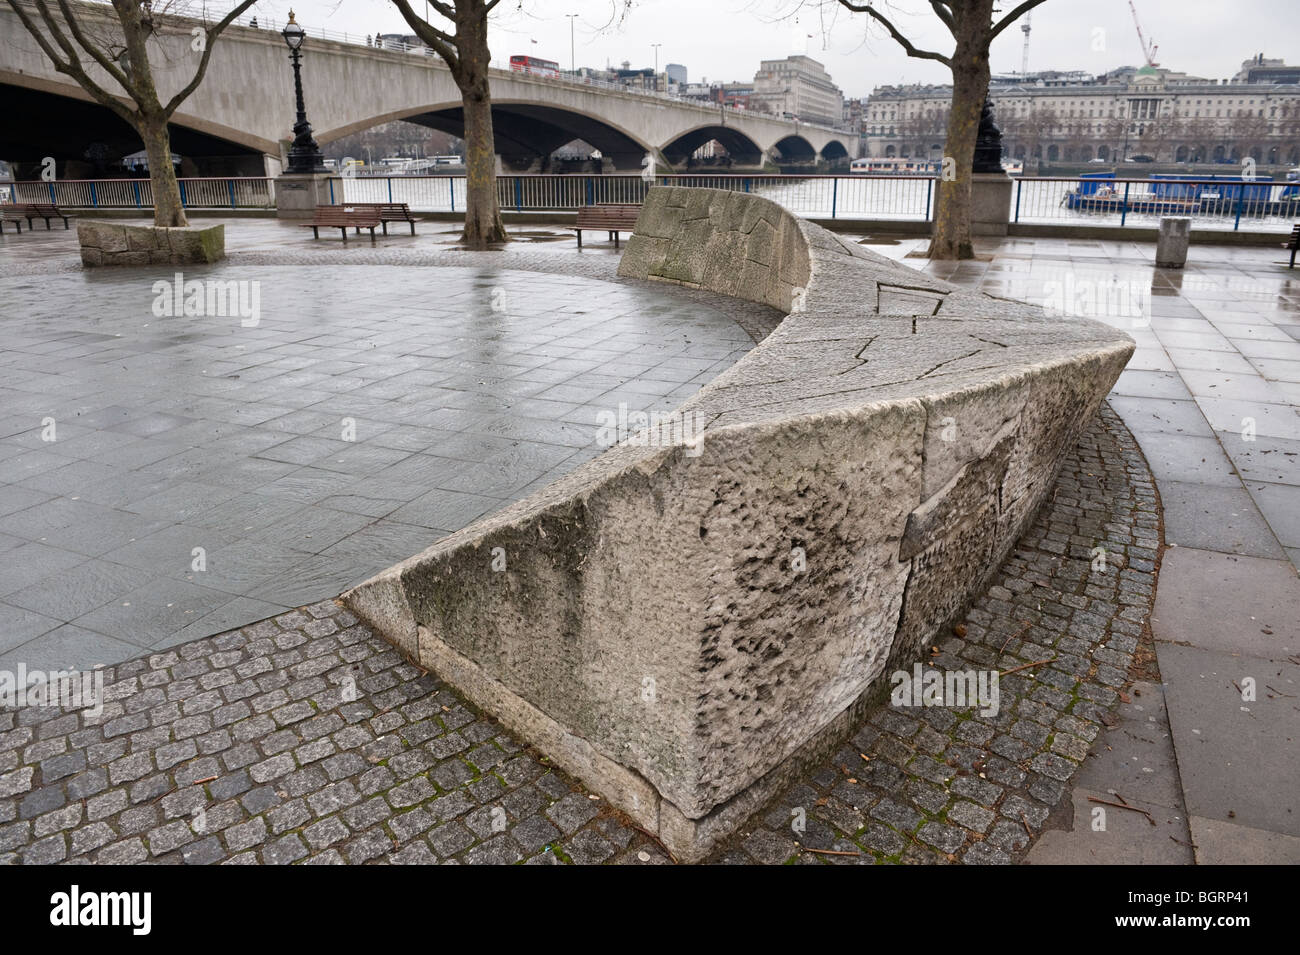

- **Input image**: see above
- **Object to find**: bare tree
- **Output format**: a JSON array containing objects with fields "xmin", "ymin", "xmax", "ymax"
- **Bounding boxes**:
[
  {"xmin": 1229, "ymin": 112, "xmax": 1271, "ymax": 163},
  {"xmin": 1180, "ymin": 116, "xmax": 1217, "ymax": 163},
  {"xmin": 1005, "ymin": 105, "xmax": 1058, "ymax": 165},
  {"xmin": 5, "ymin": 0, "xmax": 258, "ymax": 227},
  {"xmin": 390, "ymin": 0, "xmax": 506, "ymax": 248},
  {"xmin": 836, "ymin": 0, "xmax": 1048, "ymax": 259}
]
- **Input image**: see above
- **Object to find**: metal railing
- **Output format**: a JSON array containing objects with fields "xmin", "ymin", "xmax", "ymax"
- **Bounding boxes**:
[
  {"xmin": 328, "ymin": 174, "xmax": 936, "ymax": 221},
  {"xmin": 5, "ymin": 177, "xmax": 275, "ymax": 210},
  {"xmin": 11, "ymin": 173, "xmax": 1297, "ymax": 233},
  {"xmin": 1012, "ymin": 176, "xmax": 1300, "ymax": 233}
]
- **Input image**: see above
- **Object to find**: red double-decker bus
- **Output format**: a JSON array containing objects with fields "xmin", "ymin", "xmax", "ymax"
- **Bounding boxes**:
[{"xmin": 510, "ymin": 54, "xmax": 560, "ymax": 78}]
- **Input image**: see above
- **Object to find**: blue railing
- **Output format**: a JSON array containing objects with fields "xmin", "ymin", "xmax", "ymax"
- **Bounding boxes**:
[
  {"xmin": 1012, "ymin": 176, "xmax": 1299, "ymax": 233},
  {"xmin": 4, "ymin": 177, "xmax": 275, "ymax": 209}
]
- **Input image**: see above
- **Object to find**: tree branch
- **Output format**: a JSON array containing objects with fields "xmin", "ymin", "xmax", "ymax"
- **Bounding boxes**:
[
  {"xmin": 54, "ymin": 0, "xmax": 134, "ymax": 92},
  {"xmin": 928, "ymin": 0, "xmax": 955, "ymax": 36},
  {"xmin": 390, "ymin": 0, "xmax": 459, "ymax": 71},
  {"xmin": 163, "ymin": 0, "xmax": 259, "ymax": 118},
  {"xmin": 990, "ymin": 0, "xmax": 1049, "ymax": 42},
  {"xmin": 837, "ymin": 1, "xmax": 951, "ymax": 66},
  {"xmin": 8, "ymin": 0, "xmax": 137, "ymax": 123}
]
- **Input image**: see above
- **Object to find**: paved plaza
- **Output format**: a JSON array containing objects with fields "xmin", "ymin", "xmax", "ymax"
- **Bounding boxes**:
[
  {"xmin": 0, "ymin": 226, "xmax": 765, "ymax": 670},
  {"xmin": 1, "ymin": 217, "xmax": 1297, "ymax": 863}
]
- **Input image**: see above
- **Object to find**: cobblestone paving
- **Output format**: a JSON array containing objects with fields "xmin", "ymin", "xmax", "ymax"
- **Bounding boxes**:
[{"xmin": 0, "ymin": 403, "xmax": 1157, "ymax": 865}]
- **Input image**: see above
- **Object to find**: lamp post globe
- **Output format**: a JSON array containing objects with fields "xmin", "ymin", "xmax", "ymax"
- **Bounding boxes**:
[{"xmin": 282, "ymin": 10, "xmax": 326, "ymax": 173}]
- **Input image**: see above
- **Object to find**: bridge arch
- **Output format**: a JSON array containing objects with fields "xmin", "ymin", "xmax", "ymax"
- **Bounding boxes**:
[
  {"xmin": 0, "ymin": 75, "xmax": 273, "ymax": 176},
  {"xmin": 819, "ymin": 140, "xmax": 851, "ymax": 167},
  {"xmin": 771, "ymin": 134, "xmax": 817, "ymax": 164},
  {"xmin": 320, "ymin": 100, "xmax": 656, "ymax": 172},
  {"xmin": 659, "ymin": 124, "xmax": 763, "ymax": 167}
]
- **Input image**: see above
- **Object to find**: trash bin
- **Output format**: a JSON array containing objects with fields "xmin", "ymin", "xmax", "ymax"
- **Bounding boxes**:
[{"xmin": 1156, "ymin": 216, "xmax": 1190, "ymax": 269}]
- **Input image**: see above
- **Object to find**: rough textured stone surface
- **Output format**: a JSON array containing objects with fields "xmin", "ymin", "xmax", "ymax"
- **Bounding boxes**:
[
  {"xmin": 77, "ymin": 221, "xmax": 225, "ymax": 267},
  {"xmin": 343, "ymin": 186, "xmax": 1135, "ymax": 861}
]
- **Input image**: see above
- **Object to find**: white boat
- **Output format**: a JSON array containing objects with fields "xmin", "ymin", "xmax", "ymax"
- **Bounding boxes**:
[{"xmin": 850, "ymin": 157, "xmax": 942, "ymax": 176}]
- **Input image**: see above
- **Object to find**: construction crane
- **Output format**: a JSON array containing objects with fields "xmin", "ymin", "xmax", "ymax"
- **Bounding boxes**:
[
  {"xmin": 1127, "ymin": 0, "xmax": 1159, "ymax": 68},
  {"xmin": 1021, "ymin": 11, "xmax": 1031, "ymax": 77}
]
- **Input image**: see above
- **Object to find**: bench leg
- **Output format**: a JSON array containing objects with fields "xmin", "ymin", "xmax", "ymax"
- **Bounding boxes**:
[
  {"xmin": 576, "ymin": 229, "xmax": 582, "ymax": 248},
  {"xmin": 1292, "ymin": 247, "xmax": 1297, "ymax": 268},
  {"xmin": 339, "ymin": 227, "xmax": 348, "ymax": 240},
  {"xmin": 369, "ymin": 227, "xmax": 377, "ymax": 241},
  {"xmin": 409, "ymin": 222, "xmax": 415, "ymax": 235},
  {"xmin": 612, "ymin": 230, "xmax": 620, "ymax": 249},
  {"xmin": 381, "ymin": 222, "xmax": 388, "ymax": 235}
]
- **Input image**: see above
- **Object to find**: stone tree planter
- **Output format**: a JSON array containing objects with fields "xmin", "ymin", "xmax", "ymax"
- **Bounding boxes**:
[{"xmin": 77, "ymin": 220, "xmax": 225, "ymax": 267}]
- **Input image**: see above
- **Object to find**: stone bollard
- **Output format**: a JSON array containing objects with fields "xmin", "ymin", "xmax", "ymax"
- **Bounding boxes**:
[{"xmin": 1156, "ymin": 216, "xmax": 1191, "ymax": 268}]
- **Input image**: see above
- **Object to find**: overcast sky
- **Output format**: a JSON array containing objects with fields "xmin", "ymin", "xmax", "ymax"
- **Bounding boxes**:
[{"xmin": 256, "ymin": 0, "xmax": 1300, "ymax": 98}]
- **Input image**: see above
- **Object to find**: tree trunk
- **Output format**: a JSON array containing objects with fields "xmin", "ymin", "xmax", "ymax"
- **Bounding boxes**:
[
  {"xmin": 460, "ymin": 79, "xmax": 506, "ymax": 248},
  {"xmin": 929, "ymin": 4, "xmax": 993, "ymax": 260},
  {"xmin": 139, "ymin": 115, "xmax": 188, "ymax": 228},
  {"xmin": 455, "ymin": 9, "xmax": 506, "ymax": 249}
]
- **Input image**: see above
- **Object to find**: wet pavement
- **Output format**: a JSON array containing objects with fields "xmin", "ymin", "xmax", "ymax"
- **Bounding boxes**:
[
  {"xmin": 0, "ymin": 221, "xmax": 764, "ymax": 670},
  {"xmin": 867, "ymin": 235, "xmax": 1300, "ymax": 864}
]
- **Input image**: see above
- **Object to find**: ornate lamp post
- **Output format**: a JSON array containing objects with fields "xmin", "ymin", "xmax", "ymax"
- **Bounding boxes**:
[{"xmin": 282, "ymin": 10, "xmax": 326, "ymax": 173}]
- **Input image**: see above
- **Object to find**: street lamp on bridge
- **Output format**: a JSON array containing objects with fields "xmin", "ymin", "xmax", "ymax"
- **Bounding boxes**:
[{"xmin": 282, "ymin": 10, "xmax": 327, "ymax": 174}]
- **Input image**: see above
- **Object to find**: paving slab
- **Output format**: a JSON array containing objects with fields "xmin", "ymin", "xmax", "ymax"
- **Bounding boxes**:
[
  {"xmin": 1156, "ymin": 481, "xmax": 1286, "ymax": 558},
  {"xmin": 1244, "ymin": 481, "xmax": 1300, "ymax": 548},
  {"xmin": 1151, "ymin": 547, "xmax": 1300, "ymax": 657},
  {"xmin": 1189, "ymin": 815, "xmax": 1300, "ymax": 864},
  {"xmin": 1027, "ymin": 788, "xmax": 1192, "ymax": 865},
  {"xmin": 1130, "ymin": 431, "xmax": 1241, "ymax": 488},
  {"xmin": 1156, "ymin": 643, "xmax": 1300, "ymax": 838}
]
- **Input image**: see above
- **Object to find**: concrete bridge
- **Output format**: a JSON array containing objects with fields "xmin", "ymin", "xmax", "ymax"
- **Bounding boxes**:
[{"xmin": 0, "ymin": 2, "xmax": 857, "ymax": 176}]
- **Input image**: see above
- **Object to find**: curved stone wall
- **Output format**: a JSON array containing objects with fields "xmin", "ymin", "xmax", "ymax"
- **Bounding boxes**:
[{"xmin": 343, "ymin": 186, "xmax": 1134, "ymax": 861}]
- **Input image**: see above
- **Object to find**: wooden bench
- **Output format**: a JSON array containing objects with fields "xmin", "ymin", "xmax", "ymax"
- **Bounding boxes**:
[
  {"xmin": 2, "ymin": 206, "xmax": 27, "ymax": 234},
  {"xmin": 20, "ymin": 202, "xmax": 72, "ymax": 229},
  {"xmin": 3, "ymin": 202, "xmax": 72, "ymax": 231},
  {"xmin": 351, "ymin": 202, "xmax": 419, "ymax": 235},
  {"xmin": 573, "ymin": 203, "xmax": 641, "ymax": 248},
  {"xmin": 300, "ymin": 205, "xmax": 382, "ymax": 240},
  {"xmin": 1284, "ymin": 223, "xmax": 1300, "ymax": 268}
]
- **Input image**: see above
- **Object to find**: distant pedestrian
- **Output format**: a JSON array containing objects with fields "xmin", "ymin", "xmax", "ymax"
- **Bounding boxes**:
[
  {"xmin": 249, "ymin": 16, "xmax": 257, "ymax": 28},
  {"xmin": 366, "ymin": 34, "xmax": 372, "ymax": 46}
]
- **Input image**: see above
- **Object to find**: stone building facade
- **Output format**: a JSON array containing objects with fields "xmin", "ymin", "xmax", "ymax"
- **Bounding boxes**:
[
  {"xmin": 751, "ymin": 55, "xmax": 845, "ymax": 128},
  {"xmin": 859, "ymin": 57, "xmax": 1300, "ymax": 166}
]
